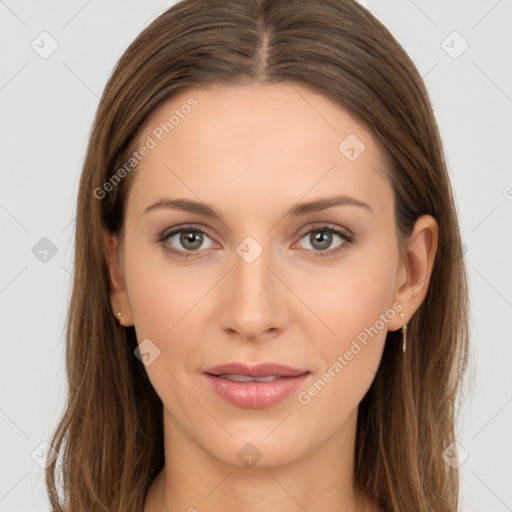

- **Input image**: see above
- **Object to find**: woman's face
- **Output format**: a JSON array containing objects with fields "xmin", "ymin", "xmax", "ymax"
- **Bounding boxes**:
[{"xmin": 107, "ymin": 83, "xmax": 424, "ymax": 468}]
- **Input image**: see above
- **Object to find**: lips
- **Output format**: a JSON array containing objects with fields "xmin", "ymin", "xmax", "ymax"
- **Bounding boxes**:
[{"xmin": 203, "ymin": 362, "xmax": 310, "ymax": 408}]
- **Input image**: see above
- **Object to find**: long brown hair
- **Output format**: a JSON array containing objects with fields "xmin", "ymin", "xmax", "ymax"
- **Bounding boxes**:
[{"xmin": 46, "ymin": 0, "xmax": 471, "ymax": 510}]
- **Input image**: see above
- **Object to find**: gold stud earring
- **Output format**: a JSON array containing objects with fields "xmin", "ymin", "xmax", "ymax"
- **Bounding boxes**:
[{"xmin": 117, "ymin": 310, "xmax": 123, "ymax": 323}]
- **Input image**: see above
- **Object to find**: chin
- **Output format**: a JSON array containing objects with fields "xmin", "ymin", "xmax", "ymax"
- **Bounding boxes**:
[{"xmin": 200, "ymin": 428, "xmax": 312, "ymax": 470}]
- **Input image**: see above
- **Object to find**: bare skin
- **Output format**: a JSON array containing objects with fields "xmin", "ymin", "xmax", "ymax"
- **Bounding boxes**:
[{"xmin": 105, "ymin": 83, "xmax": 438, "ymax": 511}]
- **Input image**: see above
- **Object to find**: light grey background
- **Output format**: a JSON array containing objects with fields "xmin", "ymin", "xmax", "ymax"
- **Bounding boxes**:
[{"xmin": 1, "ymin": 1, "xmax": 511, "ymax": 510}]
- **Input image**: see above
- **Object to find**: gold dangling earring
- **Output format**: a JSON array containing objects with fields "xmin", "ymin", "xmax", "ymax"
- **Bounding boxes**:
[{"xmin": 400, "ymin": 312, "xmax": 407, "ymax": 353}]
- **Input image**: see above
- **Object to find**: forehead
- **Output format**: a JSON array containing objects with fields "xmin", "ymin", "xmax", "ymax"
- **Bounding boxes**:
[{"xmin": 125, "ymin": 83, "xmax": 392, "ymax": 218}]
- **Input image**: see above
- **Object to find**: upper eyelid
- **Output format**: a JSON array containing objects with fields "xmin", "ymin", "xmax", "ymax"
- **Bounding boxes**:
[{"xmin": 160, "ymin": 223, "xmax": 210, "ymax": 237}]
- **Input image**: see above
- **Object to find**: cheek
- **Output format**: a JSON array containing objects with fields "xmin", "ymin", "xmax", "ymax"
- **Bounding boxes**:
[
  {"xmin": 124, "ymin": 236, "xmax": 201, "ymax": 339},
  {"xmin": 300, "ymin": 245, "xmax": 397, "ymax": 343},
  {"xmin": 296, "ymin": 244, "xmax": 398, "ymax": 392},
  {"xmin": 122, "ymin": 239, "xmax": 206, "ymax": 399},
  {"xmin": 294, "ymin": 269, "xmax": 395, "ymax": 438},
  {"xmin": 123, "ymin": 243, "xmax": 204, "ymax": 414}
]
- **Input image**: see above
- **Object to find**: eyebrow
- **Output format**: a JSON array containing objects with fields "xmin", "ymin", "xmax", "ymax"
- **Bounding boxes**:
[{"xmin": 143, "ymin": 195, "xmax": 373, "ymax": 221}]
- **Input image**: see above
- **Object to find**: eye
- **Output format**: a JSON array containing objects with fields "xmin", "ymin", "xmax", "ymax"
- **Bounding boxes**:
[
  {"xmin": 158, "ymin": 224, "xmax": 215, "ymax": 258},
  {"xmin": 157, "ymin": 223, "xmax": 354, "ymax": 260},
  {"xmin": 295, "ymin": 225, "xmax": 354, "ymax": 258}
]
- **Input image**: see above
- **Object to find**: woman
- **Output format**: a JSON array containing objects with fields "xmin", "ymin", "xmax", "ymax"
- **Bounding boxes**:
[{"xmin": 45, "ymin": 0, "xmax": 470, "ymax": 511}]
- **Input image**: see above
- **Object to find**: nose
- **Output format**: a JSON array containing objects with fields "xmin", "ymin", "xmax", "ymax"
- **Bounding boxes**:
[{"xmin": 218, "ymin": 238, "xmax": 289, "ymax": 342}]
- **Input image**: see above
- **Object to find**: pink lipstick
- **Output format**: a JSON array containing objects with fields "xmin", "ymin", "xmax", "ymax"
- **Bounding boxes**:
[{"xmin": 203, "ymin": 362, "xmax": 310, "ymax": 409}]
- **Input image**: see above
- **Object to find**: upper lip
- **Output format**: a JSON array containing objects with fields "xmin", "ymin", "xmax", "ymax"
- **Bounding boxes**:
[{"xmin": 204, "ymin": 362, "xmax": 310, "ymax": 378}]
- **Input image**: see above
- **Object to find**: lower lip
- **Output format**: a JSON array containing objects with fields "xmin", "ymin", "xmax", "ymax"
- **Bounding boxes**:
[{"xmin": 204, "ymin": 373, "xmax": 309, "ymax": 409}]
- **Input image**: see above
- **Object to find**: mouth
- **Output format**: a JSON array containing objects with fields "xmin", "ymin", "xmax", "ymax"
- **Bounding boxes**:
[
  {"xmin": 210, "ymin": 374, "xmax": 288, "ymax": 382},
  {"xmin": 204, "ymin": 362, "xmax": 309, "ymax": 378},
  {"xmin": 203, "ymin": 362, "xmax": 311, "ymax": 409}
]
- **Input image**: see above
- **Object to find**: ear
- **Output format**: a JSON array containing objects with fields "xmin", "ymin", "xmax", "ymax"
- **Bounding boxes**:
[
  {"xmin": 104, "ymin": 229, "xmax": 134, "ymax": 327},
  {"xmin": 388, "ymin": 215, "xmax": 439, "ymax": 331}
]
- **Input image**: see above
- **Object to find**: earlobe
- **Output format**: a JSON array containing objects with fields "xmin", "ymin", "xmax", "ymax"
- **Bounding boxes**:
[
  {"xmin": 104, "ymin": 229, "xmax": 134, "ymax": 326},
  {"xmin": 390, "ymin": 215, "xmax": 438, "ymax": 331}
]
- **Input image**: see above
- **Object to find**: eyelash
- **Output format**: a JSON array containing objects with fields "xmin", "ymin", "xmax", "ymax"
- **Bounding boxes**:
[{"xmin": 157, "ymin": 223, "xmax": 354, "ymax": 260}]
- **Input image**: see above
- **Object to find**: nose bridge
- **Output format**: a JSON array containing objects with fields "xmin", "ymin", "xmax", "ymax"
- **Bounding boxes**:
[
  {"xmin": 233, "ymin": 234, "xmax": 276, "ymax": 308},
  {"xmin": 220, "ymin": 233, "xmax": 286, "ymax": 338}
]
